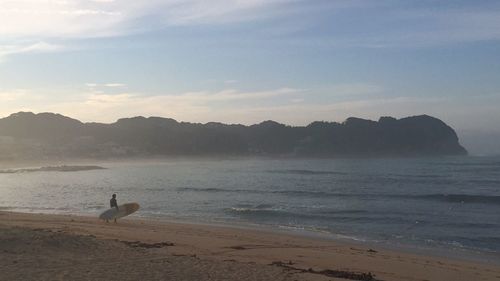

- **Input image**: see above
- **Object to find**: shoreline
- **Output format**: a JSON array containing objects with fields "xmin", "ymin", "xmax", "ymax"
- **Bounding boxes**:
[
  {"xmin": 1, "ymin": 211, "xmax": 499, "ymax": 281},
  {"xmin": 3, "ymin": 208, "xmax": 500, "ymax": 266},
  {"xmin": 131, "ymin": 213, "xmax": 500, "ymax": 266}
]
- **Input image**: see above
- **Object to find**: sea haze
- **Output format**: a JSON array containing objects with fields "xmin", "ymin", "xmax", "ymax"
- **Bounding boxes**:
[{"xmin": 0, "ymin": 157, "xmax": 499, "ymax": 259}]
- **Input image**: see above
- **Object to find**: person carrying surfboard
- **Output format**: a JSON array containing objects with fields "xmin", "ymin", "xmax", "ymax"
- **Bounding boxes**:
[
  {"xmin": 109, "ymin": 194, "xmax": 119, "ymax": 223},
  {"xmin": 99, "ymin": 200, "xmax": 140, "ymax": 223}
]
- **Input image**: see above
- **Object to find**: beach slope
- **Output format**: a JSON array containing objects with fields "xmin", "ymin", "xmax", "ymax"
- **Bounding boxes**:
[{"xmin": 0, "ymin": 212, "xmax": 498, "ymax": 281}]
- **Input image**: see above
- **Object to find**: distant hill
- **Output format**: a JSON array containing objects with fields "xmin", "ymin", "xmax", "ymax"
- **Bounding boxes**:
[{"xmin": 0, "ymin": 112, "xmax": 467, "ymax": 160}]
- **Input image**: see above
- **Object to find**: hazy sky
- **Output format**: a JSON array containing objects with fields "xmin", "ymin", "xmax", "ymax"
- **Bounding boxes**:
[{"xmin": 0, "ymin": 0, "xmax": 499, "ymax": 133}]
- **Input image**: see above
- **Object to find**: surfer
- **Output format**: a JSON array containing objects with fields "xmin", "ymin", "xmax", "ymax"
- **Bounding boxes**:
[{"xmin": 108, "ymin": 194, "xmax": 119, "ymax": 223}]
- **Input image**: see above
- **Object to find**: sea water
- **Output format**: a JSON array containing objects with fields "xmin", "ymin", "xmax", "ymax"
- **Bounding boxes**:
[{"xmin": 1, "ymin": 156, "xmax": 499, "ymax": 260}]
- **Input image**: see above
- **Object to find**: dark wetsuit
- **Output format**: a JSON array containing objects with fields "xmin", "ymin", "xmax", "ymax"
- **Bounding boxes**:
[{"xmin": 110, "ymin": 198, "xmax": 118, "ymax": 210}]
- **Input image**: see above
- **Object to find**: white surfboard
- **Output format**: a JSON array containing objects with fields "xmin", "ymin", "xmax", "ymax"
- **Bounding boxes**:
[{"xmin": 99, "ymin": 202, "xmax": 140, "ymax": 220}]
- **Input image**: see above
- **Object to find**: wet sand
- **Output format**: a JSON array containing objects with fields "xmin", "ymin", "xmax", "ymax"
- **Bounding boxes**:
[{"xmin": 1, "ymin": 211, "xmax": 499, "ymax": 281}]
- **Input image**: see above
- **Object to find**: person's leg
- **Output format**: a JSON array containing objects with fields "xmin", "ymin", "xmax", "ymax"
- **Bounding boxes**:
[
  {"xmin": 106, "ymin": 219, "xmax": 109, "ymax": 223},
  {"xmin": 114, "ymin": 218, "xmax": 117, "ymax": 223}
]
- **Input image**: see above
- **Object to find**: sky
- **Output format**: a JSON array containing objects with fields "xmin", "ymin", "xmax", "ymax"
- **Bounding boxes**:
[{"xmin": 0, "ymin": 0, "xmax": 499, "ymax": 150}]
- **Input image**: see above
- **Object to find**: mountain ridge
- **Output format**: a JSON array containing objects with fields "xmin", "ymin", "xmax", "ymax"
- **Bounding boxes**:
[{"xmin": 0, "ymin": 112, "xmax": 467, "ymax": 160}]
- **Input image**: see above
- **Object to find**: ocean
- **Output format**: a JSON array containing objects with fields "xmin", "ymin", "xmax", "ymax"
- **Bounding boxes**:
[{"xmin": 1, "ymin": 156, "xmax": 499, "ymax": 260}]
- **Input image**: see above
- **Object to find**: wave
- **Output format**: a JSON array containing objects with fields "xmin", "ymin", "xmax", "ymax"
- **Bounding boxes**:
[
  {"xmin": 271, "ymin": 190, "xmax": 342, "ymax": 197},
  {"xmin": 227, "ymin": 207, "xmax": 274, "ymax": 213},
  {"xmin": 364, "ymin": 176, "xmax": 458, "ymax": 186},
  {"xmin": 177, "ymin": 187, "xmax": 361, "ymax": 198},
  {"xmin": 437, "ymin": 236, "xmax": 500, "ymax": 252},
  {"xmin": 276, "ymin": 225, "xmax": 332, "ymax": 235},
  {"xmin": 224, "ymin": 203, "xmax": 315, "ymax": 220},
  {"xmin": 415, "ymin": 194, "xmax": 500, "ymax": 205},
  {"xmin": 272, "ymin": 192, "xmax": 500, "ymax": 205},
  {"xmin": 176, "ymin": 187, "xmax": 255, "ymax": 193},
  {"xmin": 83, "ymin": 204, "xmax": 106, "ymax": 210},
  {"xmin": 315, "ymin": 209, "xmax": 370, "ymax": 215},
  {"xmin": 451, "ymin": 167, "xmax": 500, "ymax": 174},
  {"xmin": 144, "ymin": 187, "xmax": 167, "ymax": 192},
  {"xmin": 227, "ymin": 203, "xmax": 277, "ymax": 213},
  {"xmin": 267, "ymin": 169, "xmax": 347, "ymax": 176},
  {"xmin": 177, "ymin": 187, "xmax": 368, "ymax": 199},
  {"xmin": 441, "ymin": 222, "xmax": 499, "ymax": 229},
  {"xmin": 0, "ymin": 165, "xmax": 106, "ymax": 174},
  {"xmin": 225, "ymin": 207, "xmax": 291, "ymax": 219},
  {"xmin": 225, "ymin": 206, "xmax": 412, "ymax": 224},
  {"xmin": 441, "ymin": 161, "xmax": 500, "ymax": 167},
  {"xmin": 176, "ymin": 186, "xmax": 500, "ymax": 205},
  {"xmin": 387, "ymin": 173, "xmax": 446, "ymax": 179},
  {"xmin": 466, "ymin": 179, "xmax": 500, "ymax": 185}
]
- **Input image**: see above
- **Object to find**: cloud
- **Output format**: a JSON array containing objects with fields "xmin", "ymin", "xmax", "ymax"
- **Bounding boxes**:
[
  {"xmin": 177, "ymin": 88, "xmax": 300, "ymax": 102},
  {"xmin": 84, "ymin": 83, "xmax": 127, "ymax": 91},
  {"xmin": 104, "ymin": 83, "xmax": 126, "ymax": 87},
  {"xmin": 0, "ymin": 0, "xmax": 293, "ymax": 38},
  {"xmin": 0, "ymin": 87, "xmax": 302, "ymax": 123},
  {"xmin": 53, "ymin": 87, "xmax": 301, "ymax": 122},
  {"xmin": 0, "ymin": 89, "xmax": 28, "ymax": 102},
  {"xmin": 335, "ymin": 4, "xmax": 500, "ymax": 48},
  {"xmin": 0, "ymin": 1, "xmax": 499, "ymax": 51},
  {"xmin": 0, "ymin": 0, "xmax": 124, "ymax": 38},
  {"xmin": 0, "ymin": 41, "xmax": 64, "ymax": 61},
  {"xmin": 263, "ymin": 2, "xmax": 500, "ymax": 48},
  {"xmin": 0, "ymin": 0, "xmax": 303, "ymax": 61},
  {"xmin": 390, "ymin": 8, "xmax": 500, "ymax": 46}
]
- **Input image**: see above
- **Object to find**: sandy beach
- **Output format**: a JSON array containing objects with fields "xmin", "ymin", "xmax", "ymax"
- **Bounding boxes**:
[{"xmin": 1, "ymin": 211, "xmax": 499, "ymax": 281}]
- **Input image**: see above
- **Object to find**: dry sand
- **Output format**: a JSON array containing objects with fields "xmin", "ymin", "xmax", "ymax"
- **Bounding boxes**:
[{"xmin": 1, "ymin": 211, "xmax": 499, "ymax": 281}]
